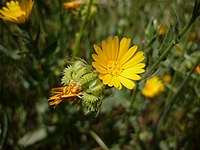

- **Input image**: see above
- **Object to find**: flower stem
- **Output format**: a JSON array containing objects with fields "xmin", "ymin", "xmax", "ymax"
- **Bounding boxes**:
[
  {"xmin": 178, "ymin": 16, "xmax": 195, "ymax": 39},
  {"xmin": 72, "ymin": 0, "xmax": 93, "ymax": 56},
  {"xmin": 89, "ymin": 130, "xmax": 109, "ymax": 150}
]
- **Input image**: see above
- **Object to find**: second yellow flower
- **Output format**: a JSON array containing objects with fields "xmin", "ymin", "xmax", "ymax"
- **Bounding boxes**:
[{"xmin": 0, "ymin": 0, "xmax": 34, "ymax": 24}]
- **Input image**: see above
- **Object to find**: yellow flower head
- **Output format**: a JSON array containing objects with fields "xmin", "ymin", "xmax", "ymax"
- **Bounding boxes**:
[
  {"xmin": 142, "ymin": 76, "xmax": 164, "ymax": 98},
  {"xmin": 158, "ymin": 25, "xmax": 167, "ymax": 36},
  {"xmin": 0, "ymin": 0, "xmax": 34, "ymax": 24},
  {"xmin": 63, "ymin": 0, "xmax": 82, "ymax": 10},
  {"xmin": 92, "ymin": 36, "xmax": 145, "ymax": 90},
  {"xmin": 162, "ymin": 74, "xmax": 172, "ymax": 84},
  {"xmin": 195, "ymin": 65, "xmax": 200, "ymax": 75},
  {"xmin": 189, "ymin": 32, "xmax": 198, "ymax": 42}
]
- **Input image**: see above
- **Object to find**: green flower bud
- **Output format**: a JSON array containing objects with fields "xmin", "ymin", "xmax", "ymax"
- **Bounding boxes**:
[{"xmin": 50, "ymin": 59, "xmax": 104, "ymax": 112}]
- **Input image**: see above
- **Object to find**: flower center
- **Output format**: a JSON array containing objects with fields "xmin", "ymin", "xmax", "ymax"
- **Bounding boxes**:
[{"xmin": 107, "ymin": 61, "xmax": 123, "ymax": 76}]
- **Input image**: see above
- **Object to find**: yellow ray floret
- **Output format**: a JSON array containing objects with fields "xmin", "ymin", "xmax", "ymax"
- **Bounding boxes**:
[{"xmin": 92, "ymin": 36, "xmax": 145, "ymax": 90}]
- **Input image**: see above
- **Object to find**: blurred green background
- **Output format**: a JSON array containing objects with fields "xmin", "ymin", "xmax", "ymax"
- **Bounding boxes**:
[{"xmin": 0, "ymin": 0, "xmax": 200, "ymax": 149}]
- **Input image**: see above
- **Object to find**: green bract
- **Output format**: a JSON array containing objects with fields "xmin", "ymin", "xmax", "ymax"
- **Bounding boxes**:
[{"xmin": 61, "ymin": 59, "xmax": 104, "ymax": 111}]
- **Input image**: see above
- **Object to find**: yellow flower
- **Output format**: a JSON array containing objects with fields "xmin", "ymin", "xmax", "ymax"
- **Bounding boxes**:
[
  {"xmin": 0, "ymin": 0, "xmax": 34, "ymax": 24},
  {"xmin": 189, "ymin": 32, "xmax": 198, "ymax": 42},
  {"xmin": 158, "ymin": 25, "xmax": 167, "ymax": 36},
  {"xmin": 142, "ymin": 76, "xmax": 164, "ymax": 98},
  {"xmin": 162, "ymin": 74, "xmax": 172, "ymax": 84},
  {"xmin": 92, "ymin": 36, "xmax": 145, "ymax": 90},
  {"xmin": 63, "ymin": 0, "xmax": 82, "ymax": 9},
  {"xmin": 195, "ymin": 65, "xmax": 200, "ymax": 75}
]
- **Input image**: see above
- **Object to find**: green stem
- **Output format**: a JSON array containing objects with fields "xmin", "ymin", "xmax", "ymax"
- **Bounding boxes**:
[
  {"xmin": 157, "ymin": 58, "xmax": 200, "ymax": 135},
  {"xmin": 72, "ymin": 0, "xmax": 93, "ymax": 56},
  {"xmin": 178, "ymin": 16, "xmax": 195, "ymax": 39},
  {"xmin": 89, "ymin": 130, "xmax": 109, "ymax": 150},
  {"xmin": 146, "ymin": 35, "xmax": 157, "ymax": 49}
]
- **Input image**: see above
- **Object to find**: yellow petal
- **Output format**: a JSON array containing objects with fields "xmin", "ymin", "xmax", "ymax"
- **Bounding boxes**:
[
  {"xmin": 112, "ymin": 36, "xmax": 119, "ymax": 60},
  {"xmin": 99, "ymin": 74, "xmax": 105, "ymax": 80},
  {"xmin": 108, "ymin": 76, "xmax": 122, "ymax": 90},
  {"xmin": 20, "ymin": 0, "xmax": 34, "ymax": 18},
  {"xmin": 117, "ymin": 76, "xmax": 135, "ymax": 89},
  {"xmin": 93, "ymin": 44, "xmax": 103, "ymax": 55},
  {"xmin": 107, "ymin": 37, "xmax": 113, "ymax": 57},
  {"xmin": 122, "ymin": 63, "xmax": 145, "ymax": 74},
  {"xmin": 133, "ymin": 63, "xmax": 146, "ymax": 69},
  {"xmin": 117, "ymin": 82, "xmax": 122, "ymax": 90},
  {"xmin": 92, "ymin": 62, "xmax": 108, "ymax": 74},
  {"xmin": 122, "ymin": 51, "xmax": 145, "ymax": 69},
  {"xmin": 93, "ymin": 44, "xmax": 109, "ymax": 63},
  {"xmin": 108, "ymin": 36, "xmax": 116, "ymax": 60},
  {"xmin": 102, "ymin": 40, "xmax": 111, "ymax": 60},
  {"xmin": 101, "ymin": 40, "xmax": 107, "ymax": 52},
  {"xmin": 102, "ymin": 74, "xmax": 112, "ymax": 84},
  {"xmin": 92, "ymin": 54, "xmax": 107, "ymax": 67},
  {"xmin": 120, "ymin": 70, "xmax": 142, "ymax": 80},
  {"xmin": 117, "ymin": 37, "xmax": 131, "ymax": 60},
  {"xmin": 120, "ymin": 45, "xmax": 138, "ymax": 65},
  {"xmin": 133, "ymin": 63, "xmax": 145, "ymax": 70}
]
